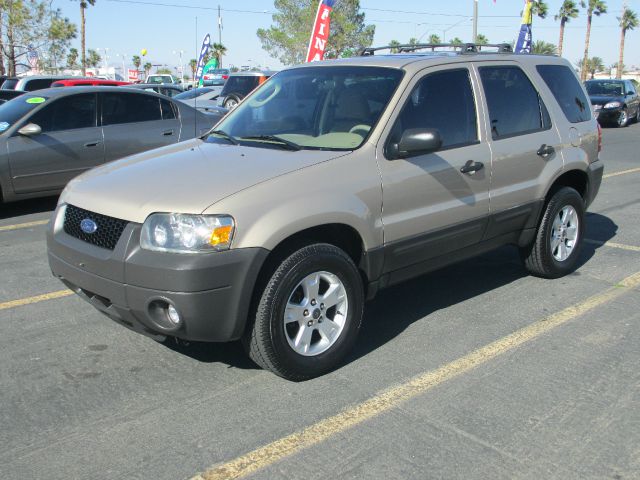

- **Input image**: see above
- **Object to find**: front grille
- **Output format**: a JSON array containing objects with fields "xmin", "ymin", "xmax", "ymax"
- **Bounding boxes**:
[{"xmin": 63, "ymin": 205, "xmax": 128, "ymax": 250}]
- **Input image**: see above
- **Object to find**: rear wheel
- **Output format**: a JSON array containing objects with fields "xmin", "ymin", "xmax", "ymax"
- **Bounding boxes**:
[
  {"xmin": 245, "ymin": 243, "xmax": 364, "ymax": 381},
  {"xmin": 223, "ymin": 95, "xmax": 240, "ymax": 109},
  {"xmin": 521, "ymin": 187, "xmax": 585, "ymax": 279}
]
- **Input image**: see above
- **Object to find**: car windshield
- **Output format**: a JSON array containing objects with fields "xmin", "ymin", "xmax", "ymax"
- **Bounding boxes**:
[
  {"xmin": 0, "ymin": 94, "xmax": 48, "ymax": 132},
  {"xmin": 147, "ymin": 75, "xmax": 171, "ymax": 84},
  {"xmin": 212, "ymin": 66, "xmax": 404, "ymax": 151},
  {"xmin": 174, "ymin": 88, "xmax": 214, "ymax": 100},
  {"xmin": 585, "ymin": 81, "xmax": 625, "ymax": 96}
]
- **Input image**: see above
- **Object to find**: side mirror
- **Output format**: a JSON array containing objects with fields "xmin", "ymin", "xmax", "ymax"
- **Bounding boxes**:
[
  {"xmin": 17, "ymin": 123, "xmax": 42, "ymax": 137},
  {"xmin": 627, "ymin": 91, "xmax": 635, "ymax": 96},
  {"xmin": 388, "ymin": 128, "xmax": 443, "ymax": 159}
]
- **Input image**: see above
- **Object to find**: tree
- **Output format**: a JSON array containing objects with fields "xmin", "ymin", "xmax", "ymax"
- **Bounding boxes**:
[
  {"xmin": 86, "ymin": 48, "xmax": 101, "ymax": 68},
  {"xmin": 532, "ymin": 40, "xmax": 557, "ymax": 55},
  {"xmin": 73, "ymin": 0, "xmax": 96, "ymax": 75},
  {"xmin": 257, "ymin": 0, "xmax": 375, "ymax": 65},
  {"xmin": 388, "ymin": 39, "xmax": 401, "ymax": 53},
  {"xmin": 132, "ymin": 55, "xmax": 141, "ymax": 70},
  {"xmin": 45, "ymin": 10, "xmax": 77, "ymax": 73},
  {"xmin": 555, "ymin": 1, "xmax": 579, "ymax": 56},
  {"xmin": 577, "ymin": 56, "xmax": 604, "ymax": 79},
  {"xmin": 580, "ymin": 0, "xmax": 607, "ymax": 81},
  {"xmin": 2, "ymin": 0, "xmax": 51, "ymax": 76},
  {"xmin": 531, "ymin": 1, "xmax": 549, "ymax": 19},
  {"xmin": 189, "ymin": 58, "xmax": 197, "ymax": 78},
  {"xmin": 450, "ymin": 37, "xmax": 464, "ymax": 46},
  {"xmin": 67, "ymin": 47, "xmax": 79, "ymax": 68},
  {"xmin": 476, "ymin": 34, "xmax": 489, "ymax": 46},
  {"xmin": 408, "ymin": 37, "xmax": 418, "ymax": 46},
  {"xmin": 143, "ymin": 61, "xmax": 152, "ymax": 78},
  {"xmin": 617, "ymin": 8, "xmax": 638, "ymax": 79},
  {"xmin": 211, "ymin": 42, "xmax": 227, "ymax": 68}
]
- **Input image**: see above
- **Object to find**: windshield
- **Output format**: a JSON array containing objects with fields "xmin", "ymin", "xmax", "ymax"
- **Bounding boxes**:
[
  {"xmin": 147, "ymin": 75, "xmax": 172, "ymax": 84},
  {"xmin": 220, "ymin": 76, "xmax": 262, "ymax": 97},
  {"xmin": 585, "ymin": 81, "xmax": 625, "ymax": 96},
  {"xmin": 0, "ymin": 94, "xmax": 48, "ymax": 132},
  {"xmin": 212, "ymin": 66, "xmax": 404, "ymax": 151},
  {"xmin": 174, "ymin": 87, "xmax": 214, "ymax": 100}
]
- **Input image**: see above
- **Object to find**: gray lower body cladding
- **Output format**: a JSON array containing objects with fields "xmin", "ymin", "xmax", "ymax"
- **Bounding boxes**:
[{"xmin": 47, "ymin": 221, "xmax": 268, "ymax": 342}]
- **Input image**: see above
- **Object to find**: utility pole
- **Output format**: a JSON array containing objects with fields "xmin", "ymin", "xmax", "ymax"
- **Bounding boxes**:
[
  {"xmin": 472, "ymin": 0, "xmax": 478, "ymax": 43},
  {"xmin": 218, "ymin": 5, "xmax": 222, "ymax": 44}
]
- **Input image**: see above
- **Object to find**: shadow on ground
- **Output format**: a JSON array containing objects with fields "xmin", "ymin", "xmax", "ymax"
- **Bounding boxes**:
[{"xmin": 0, "ymin": 196, "xmax": 58, "ymax": 220}]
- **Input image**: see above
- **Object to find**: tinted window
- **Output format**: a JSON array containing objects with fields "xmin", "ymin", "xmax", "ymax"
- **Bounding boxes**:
[
  {"xmin": 29, "ymin": 94, "xmax": 97, "ymax": 132},
  {"xmin": 0, "ymin": 95, "xmax": 48, "ymax": 130},
  {"xmin": 585, "ymin": 80, "xmax": 625, "ymax": 96},
  {"xmin": 480, "ymin": 66, "xmax": 550, "ymax": 139},
  {"xmin": 160, "ymin": 98, "xmax": 176, "ymax": 120},
  {"xmin": 388, "ymin": 69, "xmax": 478, "ymax": 152},
  {"xmin": 2, "ymin": 78, "xmax": 19, "ymax": 90},
  {"xmin": 220, "ymin": 76, "xmax": 261, "ymax": 97},
  {"xmin": 24, "ymin": 79, "xmax": 57, "ymax": 91},
  {"xmin": 102, "ymin": 93, "xmax": 162, "ymax": 125},
  {"xmin": 537, "ymin": 65, "xmax": 591, "ymax": 123}
]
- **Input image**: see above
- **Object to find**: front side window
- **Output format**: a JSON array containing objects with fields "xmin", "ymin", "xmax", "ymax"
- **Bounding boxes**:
[
  {"xmin": 537, "ymin": 65, "xmax": 591, "ymax": 123},
  {"xmin": 213, "ymin": 66, "xmax": 404, "ymax": 151},
  {"xmin": 479, "ymin": 66, "xmax": 550, "ymax": 139},
  {"xmin": 386, "ymin": 68, "xmax": 478, "ymax": 155},
  {"xmin": 102, "ymin": 93, "xmax": 162, "ymax": 125},
  {"xmin": 160, "ymin": 98, "xmax": 177, "ymax": 120},
  {"xmin": 29, "ymin": 94, "xmax": 97, "ymax": 132}
]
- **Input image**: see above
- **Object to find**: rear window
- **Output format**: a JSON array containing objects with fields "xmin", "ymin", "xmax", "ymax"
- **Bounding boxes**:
[
  {"xmin": 220, "ymin": 76, "xmax": 261, "ymax": 97},
  {"xmin": 2, "ymin": 78, "xmax": 19, "ymax": 90},
  {"xmin": 23, "ymin": 79, "xmax": 57, "ymax": 91},
  {"xmin": 537, "ymin": 65, "xmax": 591, "ymax": 123}
]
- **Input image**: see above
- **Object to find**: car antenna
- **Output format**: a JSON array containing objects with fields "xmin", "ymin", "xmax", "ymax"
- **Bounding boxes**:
[{"xmin": 194, "ymin": 16, "xmax": 198, "ymax": 139}]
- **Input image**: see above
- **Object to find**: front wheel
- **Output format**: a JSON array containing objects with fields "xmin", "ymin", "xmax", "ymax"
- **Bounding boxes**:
[
  {"xmin": 521, "ymin": 187, "xmax": 585, "ymax": 279},
  {"xmin": 616, "ymin": 107, "xmax": 629, "ymax": 128},
  {"xmin": 245, "ymin": 243, "xmax": 364, "ymax": 381}
]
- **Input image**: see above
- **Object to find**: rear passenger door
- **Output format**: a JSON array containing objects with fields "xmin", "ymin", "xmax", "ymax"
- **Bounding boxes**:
[
  {"xmin": 476, "ymin": 63, "xmax": 563, "ymax": 240},
  {"xmin": 378, "ymin": 64, "xmax": 491, "ymax": 275},
  {"xmin": 100, "ymin": 92, "xmax": 181, "ymax": 162}
]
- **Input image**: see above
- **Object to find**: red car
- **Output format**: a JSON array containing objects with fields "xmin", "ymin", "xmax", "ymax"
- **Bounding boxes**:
[{"xmin": 51, "ymin": 78, "xmax": 131, "ymax": 87}]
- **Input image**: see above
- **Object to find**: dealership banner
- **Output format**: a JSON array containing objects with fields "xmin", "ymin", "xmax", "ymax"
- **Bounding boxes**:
[
  {"xmin": 195, "ymin": 34, "xmax": 212, "ymax": 83},
  {"xmin": 128, "ymin": 69, "xmax": 139, "ymax": 82},
  {"xmin": 306, "ymin": 0, "xmax": 336, "ymax": 62},
  {"xmin": 515, "ymin": 0, "xmax": 533, "ymax": 53}
]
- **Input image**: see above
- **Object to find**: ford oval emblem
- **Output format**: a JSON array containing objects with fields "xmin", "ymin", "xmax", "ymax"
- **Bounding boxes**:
[{"xmin": 80, "ymin": 218, "xmax": 98, "ymax": 234}]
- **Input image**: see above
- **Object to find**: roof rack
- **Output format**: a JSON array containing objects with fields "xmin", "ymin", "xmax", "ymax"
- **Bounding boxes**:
[{"xmin": 359, "ymin": 43, "xmax": 513, "ymax": 56}]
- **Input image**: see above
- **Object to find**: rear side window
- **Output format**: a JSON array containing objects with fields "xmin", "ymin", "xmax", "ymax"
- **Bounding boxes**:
[
  {"xmin": 2, "ymin": 78, "xmax": 19, "ymax": 90},
  {"xmin": 221, "ymin": 76, "xmax": 261, "ymax": 97},
  {"xmin": 387, "ymin": 68, "xmax": 478, "ymax": 152},
  {"xmin": 102, "ymin": 93, "xmax": 162, "ymax": 125},
  {"xmin": 29, "ymin": 94, "xmax": 97, "ymax": 132},
  {"xmin": 160, "ymin": 98, "xmax": 177, "ymax": 120},
  {"xmin": 537, "ymin": 65, "xmax": 591, "ymax": 123},
  {"xmin": 24, "ymin": 79, "xmax": 56, "ymax": 91},
  {"xmin": 479, "ymin": 66, "xmax": 550, "ymax": 139}
]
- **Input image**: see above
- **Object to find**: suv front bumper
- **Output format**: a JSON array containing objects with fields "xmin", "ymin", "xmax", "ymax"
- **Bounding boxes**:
[{"xmin": 47, "ymin": 215, "xmax": 268, "ymax": 342}]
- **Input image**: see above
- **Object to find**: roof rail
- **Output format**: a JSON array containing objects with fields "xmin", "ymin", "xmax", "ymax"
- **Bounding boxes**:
[{"xmin": 359, "ymin": 43, "xmax": 513, "ymax": 56}]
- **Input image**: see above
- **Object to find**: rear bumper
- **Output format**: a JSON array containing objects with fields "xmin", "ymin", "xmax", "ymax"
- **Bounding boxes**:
[
  {"xmin": 47, "ymin": 214, "xmax": 268, "ymax": 342},
  {"xmin": 585, "ymin": 159, "xmax": 604, "ymax": 208}
]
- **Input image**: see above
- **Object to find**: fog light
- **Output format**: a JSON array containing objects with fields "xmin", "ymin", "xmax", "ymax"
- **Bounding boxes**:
[{"xmin": 167, "ymin": 304, "xmax": 181, "ymax": 325}]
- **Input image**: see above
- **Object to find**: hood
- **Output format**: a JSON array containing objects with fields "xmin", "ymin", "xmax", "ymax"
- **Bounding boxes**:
[
  {"xmin": 589, "ymin": 94, "xmax": 624, "ymax": 105},
  {"xmin": 61, "ymin": 139, "xmax": 350, "ymax": 223}
]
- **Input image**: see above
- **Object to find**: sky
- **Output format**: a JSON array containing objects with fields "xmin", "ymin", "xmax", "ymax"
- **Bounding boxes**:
[{"xmin": 50, "ymin": 0, "xmax": 640, "ymax": 75}]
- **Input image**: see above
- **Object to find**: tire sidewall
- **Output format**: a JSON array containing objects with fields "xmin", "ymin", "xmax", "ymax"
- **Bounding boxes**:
[{"xmin": 265, "ymin": 246, "xmax": 363, "ymax": 377}]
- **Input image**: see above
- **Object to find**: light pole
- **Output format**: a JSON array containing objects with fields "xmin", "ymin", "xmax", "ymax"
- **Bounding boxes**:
[
  {"xmin": 117, "ymin": 53, "xmax": 127, "ymax": 81},
  {"xmin": 472, "ymin": 0, "xmax": 478, "ymax": 43},
  {"xmin": 173, "ymin": 50, "xmax": 185, "ymax": 84}
]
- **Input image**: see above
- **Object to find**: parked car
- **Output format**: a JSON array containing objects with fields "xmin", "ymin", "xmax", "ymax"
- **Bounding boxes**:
[
  {"xmin": 0, "ymin": 86, "xmax": 221, "ymax": 203},
  {"xmin": 174, "ymin": 86, "xmax": 227, "ymax": 116},
  {"xmin": 1, "ymin": 75, "xmax": 73, "ymax": 91},
  {"xmin": 217, "ymin": 70, "xmax": 276, "ymax": 109},
  {"xmin": 146, "ymin": 74, "xmax": 180, "ymax": 85},
  {"xmin": 585, "ymin": 79, "xmax": 640, "ymax": 127},
  {"xmin": 47, "ymin": 46, "xmax": 603, "ymax": 381},
  {"xmin": 0, "ymin": 90, "xmax": 26, "ymax": 104},
  {"xmin": 202, "ymin": 68, "xmax": 229, "ymax": 83},
  {"xmin": 52, "ymin": 78, "xmax": 131, "ymax": 87},
  {"xmin": 126, "ymin": 83, "xmax": 184, "ymax": 97}
]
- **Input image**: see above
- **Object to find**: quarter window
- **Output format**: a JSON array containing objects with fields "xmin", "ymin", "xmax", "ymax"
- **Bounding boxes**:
[
  {"xmin": 102, "ymin": 93, "xmax": 162, "ymax": 125},
  {"xmin": 479, "ymin": 66, "xmax": 550, "ymax": 139},
  {"xmin": 160, "ymin": 98, "xmax": 177, "ymax": 120},
  {"xmin": 29, "ymin": 94, "xmax": 97, "ymax": 132},
  {"xmin": 387, "ymin": 68, "xmax": 478, "ymax": 154},
  {"xmin": 536, "ymin": 65, "xmax": 591, "ymax": 123}
]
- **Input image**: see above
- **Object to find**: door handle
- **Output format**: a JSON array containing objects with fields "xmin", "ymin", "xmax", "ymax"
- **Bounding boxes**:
[
  {"xmin": 537, "ymin": 144, "xmax": 555, "ymax": 157},
  {"xmin": 460, "ymin": 160, "xmax": 484, "ymax": 175},
  {"xmin": 162, "ymin": 129, "xmax": 174, "ymax": 136},
  {"xmin": 84, "ymin": 141, "xmax": 101, "ymax": 148}
]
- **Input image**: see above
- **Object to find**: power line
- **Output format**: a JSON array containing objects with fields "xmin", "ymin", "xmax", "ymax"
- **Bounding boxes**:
[{"xmin": 104, "ymin": 0, "xmax": 274, "ymax": 14}]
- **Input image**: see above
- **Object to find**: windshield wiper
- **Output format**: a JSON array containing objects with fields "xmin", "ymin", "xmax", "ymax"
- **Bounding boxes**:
[
  {"xmin": 208, "ymin": 129, "xmax": 238, "ymax": 145},
  {"xmin": 240, "ymin": 135, "xmax": 302, "ymax": 151}
]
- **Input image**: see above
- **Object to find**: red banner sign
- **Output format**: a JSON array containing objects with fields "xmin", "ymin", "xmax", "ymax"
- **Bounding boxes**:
[
  {"xmin": 306, "ymin": 0, "xmax": 336, "ymax": 63},
  {"xmin": 128, "ymin": 69, "xmax": 139, "ymax": 82}
]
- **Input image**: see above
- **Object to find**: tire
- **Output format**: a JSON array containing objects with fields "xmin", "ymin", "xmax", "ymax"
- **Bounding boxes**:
[
  {"xmin": 616, "ymin": 107, "xmax": 629, "ymax": 128},
  {"xmin": 635, "ymin": 106, "xmax": 640, "ymax": 124},
  {"xmin": 521, "ymin": 187, "xmax": 585, "ymax": 279},
  {"xmin": 223, "ymin": 95, "xmax": 240, "ymax": 109},
  {"xmin": 245, "ymin": 243, "xmax": 364, "ymax": 381}
]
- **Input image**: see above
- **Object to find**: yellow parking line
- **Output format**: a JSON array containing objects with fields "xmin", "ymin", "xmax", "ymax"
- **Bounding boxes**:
[
  {"xmin": 585, "ymin": 239, "xmax": 640, "ymax": 252},
  {"xmin": 0, "ymin": 220, "xmax": 49, "ymax": 232},
  {"xmin": 0, "ymin": 290, "xmax": 73, "ymax": 311},
  {"xmin": 603, "ymin": 166, "xmax": 640, "ymax": 179},
  {"xmin": 191, "ymin": 271, "xmax": 640, "ymax": 480}
]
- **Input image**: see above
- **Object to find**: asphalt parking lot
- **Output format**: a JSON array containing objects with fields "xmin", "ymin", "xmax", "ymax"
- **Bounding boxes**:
[{"xmin": 1, "ymin": 124, "xmax": 640, "ymax": 480}]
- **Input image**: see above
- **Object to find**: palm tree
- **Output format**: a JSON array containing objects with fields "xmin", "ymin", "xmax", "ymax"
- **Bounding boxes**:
[
  {"xmin": 617, "ymin": 8, "xmax": 638, "ymax": 79},
  {"xmin": 577, "ymin": 56, "xmax": 604, "ymax": 79},
  {"xmin": 450, "ymin": 37, "xmax": 464, "ymax": 47},
  {"xmin": 132, "ymin": 55, "xmax": 141, "ymax": 71},
  {"xmin": 189, "ymin": 59, "xmax": 197, "ymax": 78},
  {"xmin": 428, "ymin": 34, "xmax": 441, "ymax": 51},
  {"xmin": 532, "ymin": 40, "xmax": 557, "ymax": 55},
  {"xmin": 408, "ymin": 37, "xmax": 418, "ymax": 46},
  {"xmin": 555, "ymin": 1, "xmax": 579, "ymax": 56},
  {"xmin": 211, "ymin": 42, "xmax": 227, "ymax": 68},
  {"xmin": 74, "ymin": 0, "xmax": 96, "ymax": 75},
  {"xmin": 580, "ymin": 0, "xmax": 607, "ymax": 81},
  {"xmin": 476, "ymin": 34, "xmax": 489, "ymax": 46},
  {"xmin": 388, "ymin": 39, "xmax": 401, "ymax": 53},
  {"xmin": 143, "ymin": 62, "xmax": 152, "ymax": 78},
  {"xmin": 531, "ymin": 1, "xmax": 549, "ymax": 19}
]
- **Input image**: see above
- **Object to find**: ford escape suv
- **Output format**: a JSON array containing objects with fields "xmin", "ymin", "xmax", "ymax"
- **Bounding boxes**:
[{"xmin": 47, "ymin": 44, "xmax": 603, "ymax": 381}]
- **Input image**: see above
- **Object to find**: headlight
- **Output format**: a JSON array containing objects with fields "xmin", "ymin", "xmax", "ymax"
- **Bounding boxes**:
[
  {"xmin": 604, "ymin": 101, "xmax": 622, "ymax": 109},
  {"xmin": 141, "ymin": 213, "xmax": 235, "ymax": 253}
]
